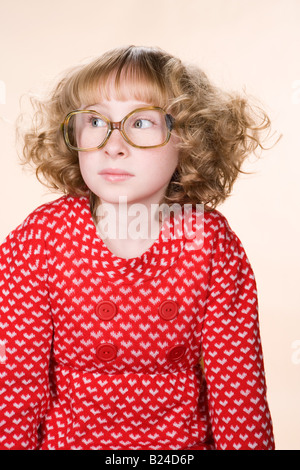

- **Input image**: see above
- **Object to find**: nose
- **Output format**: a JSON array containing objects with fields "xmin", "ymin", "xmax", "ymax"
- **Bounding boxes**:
[{"xmin": 103, "ymin": 128, "xmax": 128, "ymax": 158}]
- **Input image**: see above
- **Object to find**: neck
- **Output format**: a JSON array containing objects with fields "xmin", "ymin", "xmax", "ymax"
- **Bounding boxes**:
[{"xmin": 95, "ymin": 196, "xmax": 165, "ymax": 242}]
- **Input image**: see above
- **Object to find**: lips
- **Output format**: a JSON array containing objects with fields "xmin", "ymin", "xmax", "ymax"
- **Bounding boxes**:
[
  {"xmin": 99, "ymin": 168, "xmax": 134, "ymax": 176},
  {"xmin": 99, "ymin": 168, "xmax": 134, "ymax": 182}
]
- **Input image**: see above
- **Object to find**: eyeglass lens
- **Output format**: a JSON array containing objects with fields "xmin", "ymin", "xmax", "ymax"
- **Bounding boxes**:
[{"xmin": 66, "ymin": 109, "xmax": 170, "ymax": 149}]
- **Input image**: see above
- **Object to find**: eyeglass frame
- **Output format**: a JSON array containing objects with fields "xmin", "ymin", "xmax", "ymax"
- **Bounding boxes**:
[{"xmin": 61, "ymin": 106, "xmax": 175, "ymax": 151}]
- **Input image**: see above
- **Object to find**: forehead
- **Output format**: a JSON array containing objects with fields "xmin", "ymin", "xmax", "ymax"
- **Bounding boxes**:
[{"xmin": 76, "ymin": 67, "xmax": 170, "ymax": 108}]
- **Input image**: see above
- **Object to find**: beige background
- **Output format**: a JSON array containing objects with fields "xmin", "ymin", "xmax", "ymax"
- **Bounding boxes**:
[{"xmin": 1, "ymin": 0, "xmax": 299, "ymax": 450}]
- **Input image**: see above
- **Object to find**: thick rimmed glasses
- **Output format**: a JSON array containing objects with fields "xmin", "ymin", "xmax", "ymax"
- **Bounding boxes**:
[{"xmin": 61, "ymin": 106, "xmax": 175, "ymax": 151}]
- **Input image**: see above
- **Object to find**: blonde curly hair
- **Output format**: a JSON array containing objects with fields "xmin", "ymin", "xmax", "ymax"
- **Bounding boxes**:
[{"xmin": 17, "ymin": 45, "xmax": 274, "ymax": 217}]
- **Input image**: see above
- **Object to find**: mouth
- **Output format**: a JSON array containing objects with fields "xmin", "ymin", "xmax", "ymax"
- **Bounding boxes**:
[{"xmin": 99, "ymin": 168, "xmax": 134, "ymax": 182}]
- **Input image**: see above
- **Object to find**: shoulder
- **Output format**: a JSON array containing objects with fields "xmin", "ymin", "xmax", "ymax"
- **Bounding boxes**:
[
  {"xmin": 1, "ymin": 195, "xmax": 89, "ymax": 247},
  {"xmin": 204, "ymin": 208, "xmax": 236, "ymax": 238},
  {"xmin": 185, "ymin": 205, "xmax": 244, "ymax": 258},
  {"xmin": 204, "ymin": 208, "xmax": 242, "ymax": 255},
  {"xmin": 203, "ymin": 209, "xmax": 254, "ymax": 286},
  {"xmin": 19, "ymin": 194, "xmax": 88, "ymax": 225}
]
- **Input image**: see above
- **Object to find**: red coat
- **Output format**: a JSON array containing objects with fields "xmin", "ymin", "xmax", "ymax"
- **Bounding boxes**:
[{"xmin": 0, "ymin": 196, "xmax": 274, "ymax": 450}]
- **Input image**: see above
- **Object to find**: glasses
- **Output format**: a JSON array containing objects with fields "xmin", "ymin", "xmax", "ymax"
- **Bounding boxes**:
[{"xmin": 61, "ymin": 106, "xmax": 175, "ymax": 151}]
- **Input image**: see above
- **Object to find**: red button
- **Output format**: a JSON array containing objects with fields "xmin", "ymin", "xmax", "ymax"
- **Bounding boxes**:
[
  {"xmin": 96, "ymin": 343, "xmax": 118, "ymax": 362},
  {"xmin": 167, "ymin": 345, "xmax": 186, "ymax": 362},
  {"xmin": 158, "ymin": 300, "xmax": 178, "ymax": 321},
  {"xmin": 96, "ymin": 301, "xmax": 117, "ymax": 321}
]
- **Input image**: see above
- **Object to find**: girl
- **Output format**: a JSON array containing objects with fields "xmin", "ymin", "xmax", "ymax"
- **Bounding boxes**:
[{"xmin": 0, "ymin": 45, "xmax": 275, "ymax": 450}]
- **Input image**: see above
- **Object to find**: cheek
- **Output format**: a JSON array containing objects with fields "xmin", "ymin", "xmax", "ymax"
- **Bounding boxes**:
[
  {"xmin": 78, "ymin": 153, "xmax": 96, "ymax": 180},
  {"xmin": 153, "ymin": 147, "xmax": 179, "ymax": 178}
]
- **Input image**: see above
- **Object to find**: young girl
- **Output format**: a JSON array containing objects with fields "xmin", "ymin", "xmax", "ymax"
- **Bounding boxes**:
[{"xmin": 0, "ymin": 45, "xmax": 275, "ymax": 450}]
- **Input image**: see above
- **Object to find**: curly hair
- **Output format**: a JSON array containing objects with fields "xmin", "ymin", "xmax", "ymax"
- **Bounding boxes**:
[{"xmin": 17, "ymin": 45, "xmax": 274, "ymax": 217}]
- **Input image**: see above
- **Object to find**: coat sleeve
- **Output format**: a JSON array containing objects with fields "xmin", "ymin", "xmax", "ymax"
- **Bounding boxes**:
[
  {"xmin": 202, "ymin": 218, "xmax": 275, "ymax": 450},
  {"xmin": 0, "ymin": 220, "xmax": 53, "ymax": 449}
]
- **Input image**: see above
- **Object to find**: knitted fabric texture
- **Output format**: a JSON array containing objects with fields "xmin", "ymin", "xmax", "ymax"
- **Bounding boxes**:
[{"xmin": 0, "ymin": 195, "xmax": 274, "ymax": 450}]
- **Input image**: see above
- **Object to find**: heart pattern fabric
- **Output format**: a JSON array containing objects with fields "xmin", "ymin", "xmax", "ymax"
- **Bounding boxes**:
[{"xmin": 0, "ymin": 196, "xmax": 274, "ymax": 449}]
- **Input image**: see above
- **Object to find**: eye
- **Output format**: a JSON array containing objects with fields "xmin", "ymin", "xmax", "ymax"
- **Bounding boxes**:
[
  {"xmin": 89, "ymin": 116, "xmax": 106, "ymax": 127},
  {"xmin": 133, "ymin": 119, "xmax": 153, "ymax": 129}
]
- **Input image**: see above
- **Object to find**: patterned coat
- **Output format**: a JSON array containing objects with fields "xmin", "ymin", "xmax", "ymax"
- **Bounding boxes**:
[{"xmin": 0, "ymin": 195, "xmax": 274, "ymax": 450}]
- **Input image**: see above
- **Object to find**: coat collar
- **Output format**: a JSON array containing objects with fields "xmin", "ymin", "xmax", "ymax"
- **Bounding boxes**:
[{"xmin": 64, "ymin": 196, "xmax": 187, "ymax": 286}]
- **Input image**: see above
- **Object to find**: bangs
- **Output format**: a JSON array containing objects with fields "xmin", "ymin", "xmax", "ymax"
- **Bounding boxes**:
[{"xmin": 70, "ymin": 49, "xmax": 172, "ymax": 110}]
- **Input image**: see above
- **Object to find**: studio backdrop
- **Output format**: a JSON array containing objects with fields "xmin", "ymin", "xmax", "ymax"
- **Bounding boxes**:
[{"xmin": 0, "ymin": 0, "xmax": 299, "ymax": 450}]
